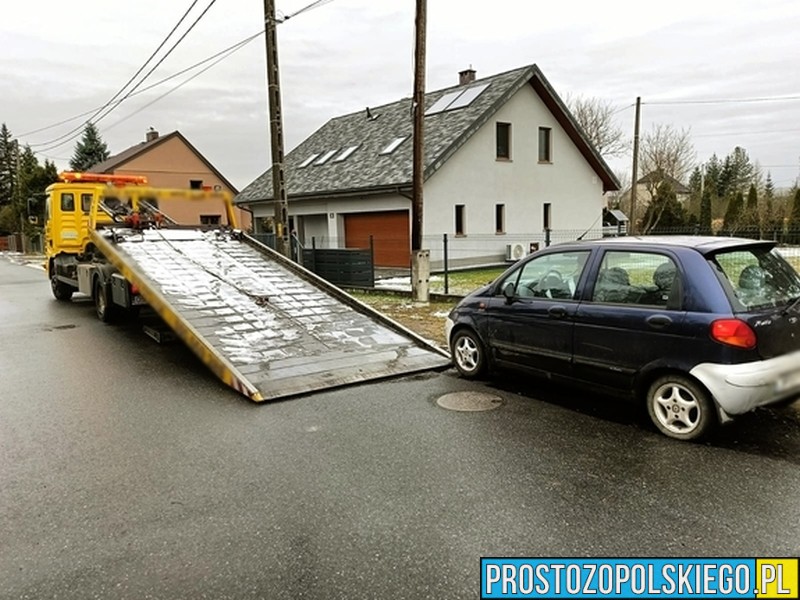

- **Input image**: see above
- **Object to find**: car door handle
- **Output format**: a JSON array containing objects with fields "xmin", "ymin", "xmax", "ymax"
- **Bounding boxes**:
[
  {"xmin": 548, "ymin": 306, "xmax": 567, "ymax": 319},
  {"xmin": 646, "ymin": 314, "xmax": 672, "ymax": 329}
]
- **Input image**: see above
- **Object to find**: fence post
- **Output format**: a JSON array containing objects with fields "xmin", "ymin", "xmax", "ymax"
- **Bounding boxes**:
[
  {"xmin": 443, "ymin": 233, "xmax": 449, "ymax": 295},
  {"xmin": 369, "ymin": 235, "xmax": 375, "ymax": 286},
  {"xmin": 310, "ymin": 237, "xmax": 317, "ymax": 273}
]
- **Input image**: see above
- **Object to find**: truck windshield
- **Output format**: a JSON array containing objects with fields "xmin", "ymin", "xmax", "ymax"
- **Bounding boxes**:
[{"xmin": 710, "ymin": 247, "xmax": 800, "ymax": 311}]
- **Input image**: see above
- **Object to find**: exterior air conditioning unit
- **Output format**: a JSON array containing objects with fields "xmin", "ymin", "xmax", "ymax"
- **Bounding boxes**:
[{"xmin": 506, "ymin": 243, "xmax": 527, "ymax": 261}]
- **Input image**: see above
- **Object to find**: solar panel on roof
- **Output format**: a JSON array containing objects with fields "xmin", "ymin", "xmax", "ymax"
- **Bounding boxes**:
[
  {"xmin": 425, "ymin": 82, "xmax": 491, "ymax": 116},
  {"xmin": 445, "ymin": 83, "xmax": 490, "ymax": 110},
  {"xmin": 424, "ymin": 90, "xmax": 465, "ymax": 116}
]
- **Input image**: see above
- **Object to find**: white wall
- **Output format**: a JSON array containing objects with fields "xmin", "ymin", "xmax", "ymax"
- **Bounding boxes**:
[{"xmin": 424, "ymin": 83, "xmax": 606, "ymax": 265}]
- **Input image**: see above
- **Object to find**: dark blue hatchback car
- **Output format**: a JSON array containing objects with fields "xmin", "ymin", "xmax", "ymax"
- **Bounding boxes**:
[{"xmin": 445, "ymin": 237, "xmax": 800, "ymax": 440}]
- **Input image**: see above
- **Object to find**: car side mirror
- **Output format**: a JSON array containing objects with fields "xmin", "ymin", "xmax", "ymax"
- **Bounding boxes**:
[{"xmin": 502, "ymin": 282, "xmax": 516, "ymax": 303}]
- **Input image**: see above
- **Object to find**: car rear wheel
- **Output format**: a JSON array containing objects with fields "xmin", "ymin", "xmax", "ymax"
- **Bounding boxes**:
[
  {"xmin": 451, "ymin": 329, "xmax": 486, "ymax": 378},
  {"xmin": 646, "ymin": 374, "xmax": 716, "ymax": 441}
]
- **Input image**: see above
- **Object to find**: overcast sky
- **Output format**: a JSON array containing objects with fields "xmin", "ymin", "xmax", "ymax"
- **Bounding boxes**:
[{"xmin": 1, "ymin": 0, "xmax": 798, "ymax": 191}]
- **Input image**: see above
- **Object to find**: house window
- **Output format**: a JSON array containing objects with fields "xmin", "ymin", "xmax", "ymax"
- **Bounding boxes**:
[
  {"xmin": 496, "ymin": 123, "xmax": 511, "ymax": 159},
  {"xmin": 200, "ymin": 215, "xmax": 221, "ymax": 225},
  {"xmin": 495, "ymin": 204, "xmax": 505, "ymax": 234},
  {"xmin": 190, "ymin": 179, "xmax": 203, "ymax": 190},
  {"xmin": 538, "ymin": 127, "xmax": 552, "ymax": 162},
  {"xmin": 455, "ymin": 204, "xmax": 466, "ymax": 236},
  {"xmin": 543, "ymin": 203, "xmax": 552, "ymax": 230}
]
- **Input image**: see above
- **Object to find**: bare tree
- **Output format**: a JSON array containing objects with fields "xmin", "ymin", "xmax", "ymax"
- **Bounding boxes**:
[
  {"xmin": 640, "ymin": 124, "xmax": 696, "ymax": 184},
  {"xmin": 565, "ymin": 94, "xmax": 627, "ymax": 158},
  {"xmin": 637, "ymin": 124, "xmax": 696, "ymax": 232}
]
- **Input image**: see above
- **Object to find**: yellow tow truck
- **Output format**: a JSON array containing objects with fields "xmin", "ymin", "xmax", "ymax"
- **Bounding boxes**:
[{"xmin": 41, "ymin": 172, "xmax": 449, "ymax": 401}]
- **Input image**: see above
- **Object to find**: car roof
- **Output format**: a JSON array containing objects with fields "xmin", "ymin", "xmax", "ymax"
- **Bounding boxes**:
[{"xmin": 550, "ymin": 235, "xmax": 776, "ymax": 255}]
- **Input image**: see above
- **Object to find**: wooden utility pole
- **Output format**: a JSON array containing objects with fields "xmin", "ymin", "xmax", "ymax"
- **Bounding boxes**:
[
  {"xmin": 410, "ymin": 0, "xmax": 429, "ymax": 302},
  {"xmin": 630, "ymin": 96, "xmax": 641, "ymax": 236},
  {"xmin": 263, "ymin": 0, "xmax": 291, "ymax": 258}
]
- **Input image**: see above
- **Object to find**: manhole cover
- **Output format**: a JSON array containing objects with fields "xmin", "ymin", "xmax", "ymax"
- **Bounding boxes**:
[{"xmin": 436, "ymin": 391, "xmax": 503, "ymax": 412}]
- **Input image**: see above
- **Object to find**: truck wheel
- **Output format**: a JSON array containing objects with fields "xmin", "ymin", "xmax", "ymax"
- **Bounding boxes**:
[
  {"xmin": 51, "ymin": 274, "xmax": 75, "ymax": 301},
  {"xmin": 94, "ymin": 279, "xmax": 116, "ymax": 323}
]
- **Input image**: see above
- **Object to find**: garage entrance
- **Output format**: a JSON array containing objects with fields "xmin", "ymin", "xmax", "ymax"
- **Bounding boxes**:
[{"xmin": 344, "ymin": 211, "xmax": 410, "ymax": 268}]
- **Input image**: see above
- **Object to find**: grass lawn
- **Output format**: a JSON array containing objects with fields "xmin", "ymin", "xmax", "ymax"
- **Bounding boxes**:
[
  {"xmin": 352, "ymin": 267, "xmax": 508, "ymax": 349},
  {"xmin": 349, "ymin": 290, "xmax": 456, "ymax": 349}
]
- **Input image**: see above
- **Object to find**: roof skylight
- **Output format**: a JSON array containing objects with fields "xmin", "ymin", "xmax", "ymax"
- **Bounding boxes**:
[
  {"xmin": 333, "ymin": 145, "xmax": 359, "ymax": 163},
  {"xmin": 314, "ymin": 149, "xmax": 338, "ymax": 165},
  {"xmin": 379, "ymin": 136, "xmax": 408, "ymax": 155},
  {"xmin": 299, "ymin": 153, "xmax": 320, "ymax": 168}
]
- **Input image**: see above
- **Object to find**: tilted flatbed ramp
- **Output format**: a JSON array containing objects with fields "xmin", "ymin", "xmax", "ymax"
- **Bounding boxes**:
[{"xmin": 90, "ymin": 227, "xmax": 450, "ymax": 401}]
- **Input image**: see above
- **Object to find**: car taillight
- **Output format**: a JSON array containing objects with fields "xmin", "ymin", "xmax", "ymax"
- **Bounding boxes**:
[
  {"xmin": 710, "ymin": 319, "xmax": 757, "ymax": 349},
  {"xmin": 130, "ymin": 284, "xmax": 139, "ymax": 295}
]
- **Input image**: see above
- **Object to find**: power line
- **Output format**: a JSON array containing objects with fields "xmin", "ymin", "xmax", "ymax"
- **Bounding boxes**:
[
  {"xmin": 25, "ymin": 0, "xmax": 335, "ymax": 158},
  {"xmin": 645, "ymin": 94, "xmax": 800, "ymax": 106},
  {"xmin": 103, "ymin": 35, "xmax": 257, "ymax": 132},
  {"xmin": 32, "ymin": 0, "xmax": 219, "ymax": 153},
  {"xmin": 19, "ymin": 30, "xmax": 263, "ymax": 139}
]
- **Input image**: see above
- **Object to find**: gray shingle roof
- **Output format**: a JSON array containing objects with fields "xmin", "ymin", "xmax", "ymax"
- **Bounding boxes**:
[{"xmin": 236, "ymin": 64, "xmax": 619, "ymax": 204}]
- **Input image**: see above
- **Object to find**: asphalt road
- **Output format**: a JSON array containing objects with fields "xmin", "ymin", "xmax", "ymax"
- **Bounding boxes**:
[{"xmin": 1, "ymin": 256, "xmax": 799, "ymax": 599}]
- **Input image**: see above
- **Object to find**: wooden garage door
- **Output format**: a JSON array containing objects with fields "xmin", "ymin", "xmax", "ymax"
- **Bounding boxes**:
[{"xmin": 344, "ymin": 211, "xmax": 410, "ymax": 268}]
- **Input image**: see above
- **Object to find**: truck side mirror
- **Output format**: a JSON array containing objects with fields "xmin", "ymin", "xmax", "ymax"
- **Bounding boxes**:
[{"xmin": 27, "ymin": 197, "xmax": 37, "ymax": 216}]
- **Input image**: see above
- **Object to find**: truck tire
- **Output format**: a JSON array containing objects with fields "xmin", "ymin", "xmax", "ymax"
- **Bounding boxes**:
[
  {"xmin": 94, "ymin": 279, "xmax": 116, "ymax": 323},
  {"xmin": 51, "ymin": 274, "xmax": 75, "ymax": 301}
]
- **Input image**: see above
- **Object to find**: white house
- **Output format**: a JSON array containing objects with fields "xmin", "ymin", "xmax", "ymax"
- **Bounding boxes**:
[{"xmin": 236, "ymin": 64, "xmax": 619, "ymax": 268}]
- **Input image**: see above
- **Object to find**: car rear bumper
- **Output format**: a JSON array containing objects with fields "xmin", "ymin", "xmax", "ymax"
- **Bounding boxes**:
[{"xmin": 690, "ymin": 349, "xmax": 800, "ymax": 415}]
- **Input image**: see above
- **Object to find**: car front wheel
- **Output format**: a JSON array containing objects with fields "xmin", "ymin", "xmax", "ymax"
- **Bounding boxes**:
[
  {"xmin": 646, "ymin": 374, "xmax": 716, "ymax": 441},
  {"xmin": 451, "ymin": 329, "xmax": 486, "ymax": 378}
]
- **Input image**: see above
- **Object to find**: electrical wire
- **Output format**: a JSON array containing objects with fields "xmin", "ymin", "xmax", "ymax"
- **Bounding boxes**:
[
  {"xmin": 104, "ymin": 35, "xmax": 256, "ymax": 132},
  {"xmin": 32, "ymin": 0, "xmax": 219, "ymax": 152},
  {"xmin": 19, "ymin": 30, "xmax": 264, "ymax": 139},
  {"xmin": 25, "ymin": 0, "xmax": 335, "ymax": 157}
]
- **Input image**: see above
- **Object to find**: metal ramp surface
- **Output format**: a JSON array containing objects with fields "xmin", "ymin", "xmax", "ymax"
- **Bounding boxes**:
[{"xmin": 91, "ymin": 227, "xmax": 450, "ymax": 401}]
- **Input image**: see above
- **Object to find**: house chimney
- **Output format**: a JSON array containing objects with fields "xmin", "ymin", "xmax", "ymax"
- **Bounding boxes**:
[
  {"xmin": 459, "ymin": 67, "xmax": 476, "ymax": 86},
  {"xmin": 145, "ymin": 128, "xmax": 159, "ymax": 142}
]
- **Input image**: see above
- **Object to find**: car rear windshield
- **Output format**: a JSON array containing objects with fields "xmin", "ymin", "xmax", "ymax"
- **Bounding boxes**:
[{"xmin": 709, "ymin": 246, "xmax": 800, "ymax": 311}]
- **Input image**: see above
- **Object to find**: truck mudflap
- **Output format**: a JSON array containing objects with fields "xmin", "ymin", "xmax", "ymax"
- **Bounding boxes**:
[{"xmin": 89, "ymin": 227, "xmax": 450, "ymax": 401}]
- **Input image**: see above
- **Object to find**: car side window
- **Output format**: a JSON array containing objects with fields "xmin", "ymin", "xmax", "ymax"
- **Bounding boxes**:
[
  {"xmin": 592, "ymin": 251, "xmax": 680, "ymax": 308},
  {"xmin": 500, "ymin": 251, "xmax": 590, "ymax": 300}
]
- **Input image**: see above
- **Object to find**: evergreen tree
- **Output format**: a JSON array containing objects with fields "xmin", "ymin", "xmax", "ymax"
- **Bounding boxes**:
[
  {"xmin": 741, "ymin": 183, "xmax": 759, "ymax": 235},
  {"xmin": 699, "ymin": 180, "xmax": 713, "ymax": 234},
  {"xmin": 723, "ymin": 191, "xmax": 744, "ymax": 233},
  {"xmin": 0, "ymin": 123, "xmax": 18, "ymax": 206},
  {"xmin": 687, "ymin": 167, "xmax": 703, "ymax": 219},
  {"xmin": 764, "ymin": 172, "xmax": 775, "ymax": 233},
  {"xmin": 69, "ymin": 122, "xmax": 110, "ymax": 171},
  {"xmin": 789, "ymin": 188, "xmax": 800, "ymax": 244},
  {"xmin": 642, "ymin": 181, "xmax": 688, "ymax": 233}
]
